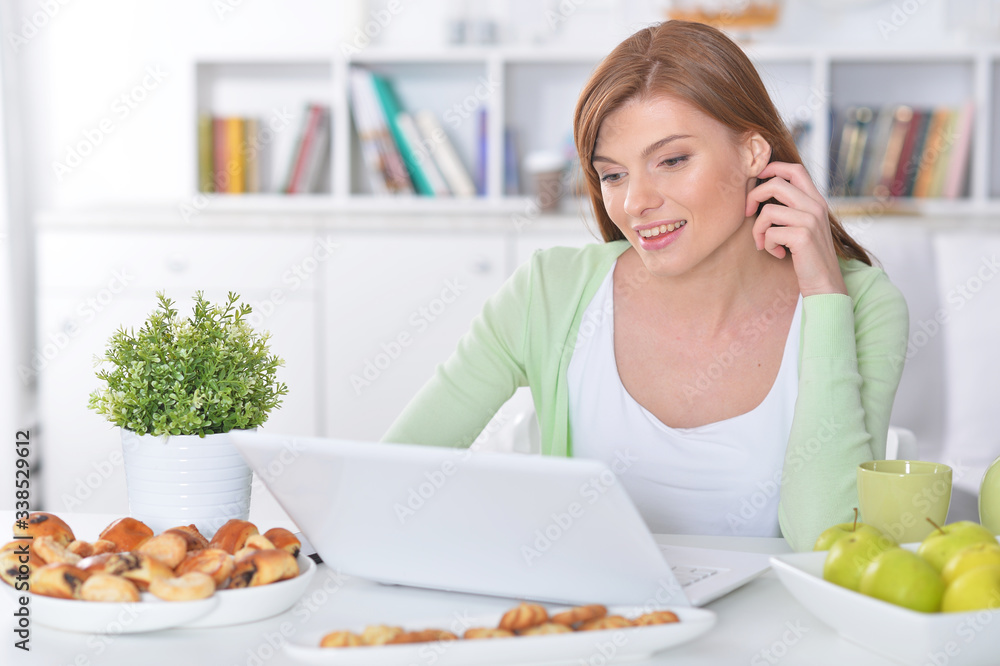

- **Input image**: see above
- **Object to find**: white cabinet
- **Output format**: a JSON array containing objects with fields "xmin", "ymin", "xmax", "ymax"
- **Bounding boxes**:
[{"xmin": 321, "ymin": 230, "xmax": 507, "ymax": 441}]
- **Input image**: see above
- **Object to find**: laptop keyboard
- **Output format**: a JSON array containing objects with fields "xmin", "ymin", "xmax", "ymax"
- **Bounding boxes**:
[{"xmin": 670, "ymin": 565, "xmax": 721, "ymax": 587}]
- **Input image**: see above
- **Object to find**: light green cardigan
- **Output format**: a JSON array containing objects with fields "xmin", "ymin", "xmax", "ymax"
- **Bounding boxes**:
[{"xmin": 382, "ymin": 240, "xmax": 909, "ymax": 551}]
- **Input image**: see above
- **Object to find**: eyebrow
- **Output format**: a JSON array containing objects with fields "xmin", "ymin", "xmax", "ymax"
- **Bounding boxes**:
[{"xmin": 591, "ymin": 134, "xmax": 692, "ymax": 164}]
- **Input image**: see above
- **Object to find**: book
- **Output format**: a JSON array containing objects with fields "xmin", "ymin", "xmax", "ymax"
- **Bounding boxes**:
[
  {"xmin": 302, "ymin": 106, "xmax": 331, "ymax": 194},
  {"xmin": 912, "ymin": 107, "xmax": 951, "ymax": 198},
  {"xmin": 413, "ymin": 109, "xmax": 477, "ymax": 197},
  {"xmin": 284, "ymin": 103, "xmax": 328, "ymax": 194},
  {"xmin": 874, "ymin": 105, "xmax": 914, "ymax": 198},
  {"xmin": 350, "ymin": 67, "xmax": 413, "ymax": 194},
  {"xmin": 370, "ymin": 72, "xmax": 435, "ymax": 196},
  {"xmin": 943, "ymin": 99, "xmax": 975, "ymax": 199},
  {"xmin": 396, "ymin": 111, "xmax": 451, "ymax": 196},
  {"xmin": 928, "ymin": 109, "xmax": 958, "ymax": 198},
  {"xmin": 212, "ymin": 116, "xmax": 228, "ymax": 193},
  {"xmin": 197, "ymin": 113, "xmax": 214, "ymax": 193},
  {"xmin": 889, "ymin": 108, "xmax": 923, "ymax": 198},
  {"xmin": 504, "ymin": 126, "xmax": 520, "ymax": 196},
  {"xmin": 224, "ymin": 117, "xmax": 245, "ymax": 194},
  {"xmin": 843, "ymin": 106, "xmax": 873, "ymax": 196},
  {"xmin": 244, "ymin": 117, "xmax": 260, "ymax": 193},
  {"xmin": 476, "ymin": 107, "xmax": 487, "ymax": 196},
  {"xmin": 899, "ymin": 110, "xmax": 932, "ymax": 197}
]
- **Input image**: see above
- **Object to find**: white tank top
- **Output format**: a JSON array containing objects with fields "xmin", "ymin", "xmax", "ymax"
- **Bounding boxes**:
[{"xmin": 568, "ymin": 265, "xmax": 802, "ymax": 537}]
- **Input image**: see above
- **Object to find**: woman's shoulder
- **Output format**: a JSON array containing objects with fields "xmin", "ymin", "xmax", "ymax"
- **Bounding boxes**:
[{"xmin": 839, "ymin": 258, "xmax": 908, "ymax": 318}]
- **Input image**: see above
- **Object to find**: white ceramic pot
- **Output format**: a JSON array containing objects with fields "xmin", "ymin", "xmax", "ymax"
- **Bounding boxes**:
[{"xmin": 121, "ymin": 429, "xmax": 254, "ymax": 539}]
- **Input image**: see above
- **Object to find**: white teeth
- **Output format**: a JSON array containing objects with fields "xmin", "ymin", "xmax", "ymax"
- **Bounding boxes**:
[{"xmin": 639, "ymin": 220, "xmax": 686, "ymax": 238}]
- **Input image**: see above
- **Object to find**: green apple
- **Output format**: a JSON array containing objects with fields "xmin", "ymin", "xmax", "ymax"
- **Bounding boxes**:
[
  {"xmin": 813, "ymin": 509, "xmax": 890, "ymax": 551},
  {"xmin": 859, "ymin": 548, "xmax": 945, "ymax": 613},
  {"xmin": 941, "ymin": 564, "xmax": 1000, "ymax": 612},
  {"xmin": 917, "ymin": 520, "xmax": 998, "ymax": 572},
  {"xmin": 940, "ymin": 541, "xmax": 1000, "ymax": 587},
  {"xmin": 822, "ymin": 531, "xmax": 897, "ymax": 591}
]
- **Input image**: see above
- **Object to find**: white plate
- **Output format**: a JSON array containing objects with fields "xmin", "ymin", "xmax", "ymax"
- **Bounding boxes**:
[
  {"xmin": 771, "ymin": 547, "xmax": 1000, "ymax": 666},
  {"xmin": 180, "ymin": 553, "xmax": 316, "ymax": 628},
  {"xmin": 285, "ymin": 605, "xmax": 715, "ymax": 665},
  {"xmin": 4, "ymin": 553, "xmax": 315, "ymax": 632},
  {"xmin": 1, "ymin": 585, "xmax": 218, "ymax": 634}
]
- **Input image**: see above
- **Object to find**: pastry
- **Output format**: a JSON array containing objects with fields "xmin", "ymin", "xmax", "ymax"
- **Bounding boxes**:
[
  {"xmin": 208, "ymin": 519, "xmax": 258, "ymax": 554},
  {"xmin": 228, "ymin": 548, "xmax": 298, "ymax": 588},
  {"xmin": 148, "ymin": 572, "xmax": 215, "ymax": 601},
  {"xmin": 86, "ymin": 552, "xmax": 174, "ymax": 591},
  {"xmin": 79, "ymin": 573, "xmax": 141, "ymax": 602},
  {"xmin": 136, "ymin": 532, "xmax": 188, "ymax": 568},
  {"xmin": 67, "ymin": 540, "xmax": 94, "ymax": 558},
  {"xmin": 263, "ymin": 527, "xmax": 301, "ymax": 558},
  {"xmin": 633, "ymin": 610, "xmax": 680, "ymax": 625},
  {"xmin": 29, "ymin": 563, "xmax": 90, "ymax": 599},
  {"xmin": 387, "ymin": 629, "xmax": 458, "ymax": 644},
  {"xmin": 519, "ymin": 622, "xmax": 573, "ymax": 636},
  {"xmin": 33, "ymin": 535, "xmax": 82, "ymax": 566},
  {"xmin": 463, "ymin": 627, "xmax": 515, "ymax": 639},
  {"xmin": 361, "ymin": 624, "xmax": 404, "ymax": 645},
  {"xmin": 98, "ymin": 517, "xmax": 154, "ymax": 552},
  {"xmin": 498, "ymin": 602, "xmax": 548, "ymax": 631},
  {"xmin": 174, "ymin": 548, "xmax": 234, "ymax": 588},
  {"xmin": 233, "ymin": 534, "xmax": 275, "ymax": 559},
  {"xmin": 319, "ymin": 631, "xmax": 364, "ymax": 648},
  {"xmin": 551, "ymin": 604, "xmax": 607, "ymax": 627},
  {"xmin": 13, "ymin": 512, "xmax": 75, "ymax": 547},
  {"xmin": 162, "ymin": 525, "xmax": 210, "ymax": 552},
  {"xmin": 0, "ymin": 542, "xmax": 41, "ymax": 588},
  {"xmin": 579, "ymin": 615, "xmax": 634, "ymax": 631}
]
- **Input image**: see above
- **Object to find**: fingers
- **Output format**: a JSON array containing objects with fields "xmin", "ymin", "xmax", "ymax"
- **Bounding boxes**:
[
  {"xmin": 746, "ymin": 171, "xmax": 826, "ymax": 219},
  {"xmin": 751, "ymin": 202, "xmax": 811, "ymax": 251}
]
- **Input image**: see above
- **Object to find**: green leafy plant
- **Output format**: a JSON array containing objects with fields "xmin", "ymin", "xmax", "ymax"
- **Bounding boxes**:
[{"xmin": 88, "ymin": 291, "xmax": 288, "ymax": 437}]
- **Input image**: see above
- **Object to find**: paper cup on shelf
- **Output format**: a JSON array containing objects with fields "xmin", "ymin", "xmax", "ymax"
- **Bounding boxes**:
[{"xmin": 524, "ymin": 150, "xmax": 567, "ymax": 214}]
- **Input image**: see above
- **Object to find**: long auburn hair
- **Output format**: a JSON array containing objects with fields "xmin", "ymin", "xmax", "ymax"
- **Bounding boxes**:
[{"xmin": 573, "ymin": 20, "xmax": 871, "ymax": 266}]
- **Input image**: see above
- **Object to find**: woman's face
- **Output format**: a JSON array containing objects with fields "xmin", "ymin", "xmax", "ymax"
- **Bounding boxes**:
[{"xmin": 593, "ymin": 95, "xmax": 765, "ymax": 279}]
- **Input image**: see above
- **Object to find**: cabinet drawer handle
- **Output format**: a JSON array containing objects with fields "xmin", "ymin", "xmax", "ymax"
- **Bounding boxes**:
[{"xmin": 165, "ymin": 255, "xmax": 189, "ymax": 273}]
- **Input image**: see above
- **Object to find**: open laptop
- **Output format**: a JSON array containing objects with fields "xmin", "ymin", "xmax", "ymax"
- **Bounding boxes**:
[{"xmin": 230, "ymin": 432, "xmax": 772, "ymax": 607}]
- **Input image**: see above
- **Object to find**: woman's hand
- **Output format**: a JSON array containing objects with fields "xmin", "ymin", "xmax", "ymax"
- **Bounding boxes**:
[{"xmin": 746, "ymin": 161, "xmax": 848, "ymax": 297}]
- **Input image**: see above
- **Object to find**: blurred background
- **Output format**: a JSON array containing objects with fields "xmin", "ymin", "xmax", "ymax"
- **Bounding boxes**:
[{"xmin": 1, "ymin": 0, "xmax": 999, "ymax": 524}]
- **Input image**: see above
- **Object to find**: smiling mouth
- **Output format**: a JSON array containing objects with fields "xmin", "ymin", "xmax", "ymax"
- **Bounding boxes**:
[{"xmin": 638, "ymin": 220, "xmax": 687, "ymax": 238}]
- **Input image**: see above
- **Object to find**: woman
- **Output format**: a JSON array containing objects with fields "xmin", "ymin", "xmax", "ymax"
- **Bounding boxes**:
[{"xmin": 383, "ymin": 20, "xmax": 908, "ymax": 552}]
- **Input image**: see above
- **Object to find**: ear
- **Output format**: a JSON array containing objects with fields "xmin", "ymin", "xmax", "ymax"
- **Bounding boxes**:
[{"xmin": 743, "ymin": 132, "xmax": 771, "ymax": 178}]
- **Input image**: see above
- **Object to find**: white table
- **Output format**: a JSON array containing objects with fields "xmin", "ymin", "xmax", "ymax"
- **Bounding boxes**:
[{"xmin": 1, "ymin": 511, "xmax": 902, "ymax": 665}]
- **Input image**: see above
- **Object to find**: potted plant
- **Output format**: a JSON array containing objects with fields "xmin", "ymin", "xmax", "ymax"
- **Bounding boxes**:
[{"xmin": 89, "ymin": 291, "xmax": 288, "ymax": 537}]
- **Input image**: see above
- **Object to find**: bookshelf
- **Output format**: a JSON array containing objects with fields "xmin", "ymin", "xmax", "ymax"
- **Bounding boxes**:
[{"xmin": 192, "ymin": 44, "xmax": 1000, "ymax": 217}]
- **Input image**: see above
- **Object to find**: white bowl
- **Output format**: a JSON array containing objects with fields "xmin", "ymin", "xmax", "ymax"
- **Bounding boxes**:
[{"xmin": 770, "ymin": 546, "xmax": 1000, "ymax": 666}]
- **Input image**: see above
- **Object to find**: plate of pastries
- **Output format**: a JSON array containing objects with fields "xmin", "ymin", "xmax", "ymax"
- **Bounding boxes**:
[
  {"xmin": 286, "ymin": 600, "xmax": 716, "ymax": 664},
  {"xmin": 1, "ymin": 512, "xmax": 316, "ymax": 633}
]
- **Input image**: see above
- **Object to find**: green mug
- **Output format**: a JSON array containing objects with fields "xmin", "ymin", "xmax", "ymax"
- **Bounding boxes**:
[{"xmin": 857, "ymin": 460, "xmax": 952, "ymax": 543}]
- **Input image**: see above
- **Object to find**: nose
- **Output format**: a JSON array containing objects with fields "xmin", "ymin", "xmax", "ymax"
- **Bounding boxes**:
[{"xmin": 623, "ymin": 172, "xmax": 663, "ymax": 218}]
